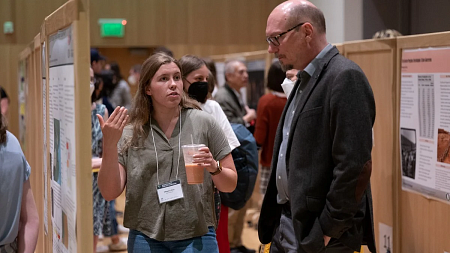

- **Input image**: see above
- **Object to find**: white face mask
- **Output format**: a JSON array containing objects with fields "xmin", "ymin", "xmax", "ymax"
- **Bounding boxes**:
[
  {"xmin": 90, "ymin": 82, "xmax": 95, "ymax": 96},
  {"xmin": 281, "ymin": 78, "xmax": 295, "ymax": 97},
  {"xmin": 128, "ymin": 75, "xmax": 137, "ymax": 86}
]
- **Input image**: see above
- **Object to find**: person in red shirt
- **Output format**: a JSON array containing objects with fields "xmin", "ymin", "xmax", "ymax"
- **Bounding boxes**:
[{"xmin": 254, "ymin": 61, "xmax": 287, "ymax": 196}]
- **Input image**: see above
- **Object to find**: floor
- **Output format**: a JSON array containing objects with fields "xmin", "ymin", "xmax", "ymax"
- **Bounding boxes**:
[
  {"xmin": 96, "ymin": 190, "xmax": 262, "ymax": 253},
  {"xmin": 96, "ymin": 187, "xmax": 370, "ymax": 253}
]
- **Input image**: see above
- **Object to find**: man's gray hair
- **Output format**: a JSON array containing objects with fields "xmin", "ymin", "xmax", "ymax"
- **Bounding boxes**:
[{"xmin": 224, "ymin": 59, "xmax": 245, "ymax": 81}]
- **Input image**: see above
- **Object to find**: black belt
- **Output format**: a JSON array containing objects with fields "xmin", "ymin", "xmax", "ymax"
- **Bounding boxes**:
[{"xmin": 281, "ymin": 202, "xmax": 291, "ymax": 218}]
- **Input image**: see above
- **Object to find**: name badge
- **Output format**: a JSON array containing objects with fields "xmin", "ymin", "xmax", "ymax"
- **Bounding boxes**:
[{"xmin": 157, "ymin": 180, "xmax": 184, "ymax": 204}]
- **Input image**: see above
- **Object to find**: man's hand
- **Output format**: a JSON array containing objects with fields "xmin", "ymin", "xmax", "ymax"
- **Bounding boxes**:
[
  {"xmin": 243, "ymin": 106, "xmax": 256, "ymax": 123},
  {"xmin": 324, "ymin": 235, "xmax": 331, "ymax": 246}
]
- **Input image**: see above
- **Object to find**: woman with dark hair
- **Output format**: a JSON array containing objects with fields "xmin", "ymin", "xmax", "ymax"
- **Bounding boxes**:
[
  {"xmin": 97, "ymin": 53, "xmax": 237, "ymax": 252},
  {"xmin": 254, "ymin": 60, "xmax": 287, "ymax": 196},
  {"xmin": 202, "ymin": 58, "xmax": 218, "ymax": 97},
  {"xmin": 1, "ymin": 86, "xmax": 9, "ymax": 116},
  {"xmin": 0, "ymin": 99, "xmax": 39, "ymax": 253},
  {"xmin": 92, "ymin": 68, "xmax": 127, "ymax": 251},
  {"xmin": 179, "ymin": 54, "xmax": 241, "ymax": 253},
  {"xmin": 108, "ymin": 62, "xmax": 132, "ymax": 109}
]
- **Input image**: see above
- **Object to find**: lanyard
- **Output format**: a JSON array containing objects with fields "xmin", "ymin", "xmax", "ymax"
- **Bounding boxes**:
[{"xmin": 150, "ymin": 108, "xmax": 182, "ymax": 185}]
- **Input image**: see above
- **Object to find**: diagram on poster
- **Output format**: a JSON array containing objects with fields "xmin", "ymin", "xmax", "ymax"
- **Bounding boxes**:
[
  {"xmin": 400, "ymin": 46, "xmax": 450, "ymax": 203},
  {"xmin": 49, "ymin": 25, "xmax": 77, "ymax": 253}
]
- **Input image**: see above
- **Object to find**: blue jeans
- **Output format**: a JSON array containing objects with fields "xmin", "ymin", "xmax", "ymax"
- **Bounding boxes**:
[{"xmin": 128, "ymin": 227, "xmax": 218, "ymax": 253}]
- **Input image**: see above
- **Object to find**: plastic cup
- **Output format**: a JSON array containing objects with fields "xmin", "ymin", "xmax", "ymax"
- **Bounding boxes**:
[{"xmin": 182, "ymin": 144, "xmax": 206, "ymax": 184}]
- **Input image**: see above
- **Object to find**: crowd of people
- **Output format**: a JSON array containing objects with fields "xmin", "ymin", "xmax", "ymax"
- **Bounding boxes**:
[{"xmin": 1, "ymin": 1, "xmax": 377, "ymax": 253}]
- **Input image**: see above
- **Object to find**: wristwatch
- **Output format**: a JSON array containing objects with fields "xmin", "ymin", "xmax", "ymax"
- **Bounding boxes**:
[{"xmin": 210, "ymin": 160, "xmax": 222, "ymax": 176}]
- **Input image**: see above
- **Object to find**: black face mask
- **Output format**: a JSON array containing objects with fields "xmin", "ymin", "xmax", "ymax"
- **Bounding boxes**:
[{"xmin": 187, "ymin": 81, "xmax": 209, "ymax": 103}]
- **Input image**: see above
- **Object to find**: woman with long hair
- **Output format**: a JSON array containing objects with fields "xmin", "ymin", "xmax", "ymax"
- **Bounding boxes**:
[
  {"xmin": 179, "ymin": 54, "xmax": 241, "ymax": 253},
  {"xmin": 97, "ymin": 53, "xmax": 237, "ymax": 252},
  {"xmin": 0, "ymin": 100, "xmax": 39, "ymax": 253}
]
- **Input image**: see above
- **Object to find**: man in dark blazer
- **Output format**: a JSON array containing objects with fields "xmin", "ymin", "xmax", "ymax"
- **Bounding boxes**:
[
  {"xmin": 259, "ymin": 1, "xmax": 377, "ymax": 253},
  {"xmin": 214, "ymin": 60, "xmax": 256, "ymax": 126}
]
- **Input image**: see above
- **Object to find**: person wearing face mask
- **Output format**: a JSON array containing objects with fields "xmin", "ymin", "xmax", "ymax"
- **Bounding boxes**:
[
  {"xmin": 128, "ymin": 64, "xmax": 142, "ymax": 86},
  {"xmin": 281, "ymin": 66, "xmax": 299, "ymax": 97},
  {"xmin": 179, "ymin": 55, "xmax": 241, "ymax": 253},
  {"xmin": 254, "ymin": 61, "xmax": 287, "ymax": 198},
  {"xmin": 90, "ymin": 67, "xmax": 108, "ymax": 251},
  {"xmin": 108, "ymin": 62, "xmax": 132, "ymax": 109},
  {"xmin": 90, "ymin": 68, "xmax": 128, "ymax": 252}
]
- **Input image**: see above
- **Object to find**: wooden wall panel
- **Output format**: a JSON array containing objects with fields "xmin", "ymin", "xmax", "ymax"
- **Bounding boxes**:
[
  {"xmin": 344, "ymin": 38, "xmax": 397, "ymax": 252},
  {"xmin": 396, "ymin": 32, "xmax": 450, "ymax": 253},
  {"xmin": 0, "ymin": 0, "xmax": 67, "ymax": 45},
  {"xmin": 90, "ymin": 0, "xmax": 282, "ymax": 54}
]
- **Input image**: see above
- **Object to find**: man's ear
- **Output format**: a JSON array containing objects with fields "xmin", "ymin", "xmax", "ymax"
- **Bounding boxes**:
[{"xmin": 303, "ymin": 23, "xmax": 314, "ymax": 38}]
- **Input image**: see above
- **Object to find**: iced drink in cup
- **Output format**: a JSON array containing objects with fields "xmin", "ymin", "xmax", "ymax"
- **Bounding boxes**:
[{"xmin": 182, "ymin": 144, "xmax": 206, "ymax": 184}]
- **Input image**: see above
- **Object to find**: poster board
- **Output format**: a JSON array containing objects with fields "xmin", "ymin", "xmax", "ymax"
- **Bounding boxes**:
[
  {"xmin": 396, "ymin": 32, "xmax": 450, "ymax": 253},
  {"xmin": 399, "ymin": 46, "xmax": 450, "ymax": 202},
  {"xmin": 44, "ymin": 0, "xmax": 92, "ymax": 252},
  {"xmin": 344, "ymin": 38, "xmax": 398, "ymax": 253},
  {"xmin": 17, "ymin": 0, "xmax": 92, "ymax": 252}
]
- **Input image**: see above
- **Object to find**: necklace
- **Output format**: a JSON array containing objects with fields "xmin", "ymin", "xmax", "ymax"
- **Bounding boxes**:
[{"xmin": 150, "ymin": 108, "xmax": 182, "ymax": 185}]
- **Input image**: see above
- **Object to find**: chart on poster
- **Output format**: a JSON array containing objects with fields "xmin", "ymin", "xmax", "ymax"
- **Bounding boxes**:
[
  {"xmin": 48, "ymin": 25, "xmax": 77, "ymax": 253},
  {"xmin": 400, "ymin": 46, "xmax": 450, "ymax": 203}
]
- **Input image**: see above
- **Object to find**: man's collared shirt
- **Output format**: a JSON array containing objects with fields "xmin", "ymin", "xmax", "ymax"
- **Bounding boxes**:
[{"xmin": 276, "ymin": 43, "xmax": 333, "ymax": 204}]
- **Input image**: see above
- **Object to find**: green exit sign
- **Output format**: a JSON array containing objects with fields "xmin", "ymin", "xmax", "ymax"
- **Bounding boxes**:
[{"xmin": 98, "ymin": 19, "xmax": 126, "ymax": 38}]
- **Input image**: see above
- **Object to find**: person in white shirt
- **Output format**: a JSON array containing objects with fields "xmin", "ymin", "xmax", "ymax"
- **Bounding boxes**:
[{"xmin": 179, "ymin": 55, "xmax": 244, "ymax": 253}]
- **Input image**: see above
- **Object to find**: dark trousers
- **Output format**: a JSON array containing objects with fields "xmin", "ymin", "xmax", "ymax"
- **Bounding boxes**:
[{"xmin": 270, "ymin": 205, "xmax": 355, "ymax": 253}]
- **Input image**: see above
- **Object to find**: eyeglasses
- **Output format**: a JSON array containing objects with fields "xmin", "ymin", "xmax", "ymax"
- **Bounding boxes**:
[{"xmin": 266, "ymin": 22, "xmax": 306, "ymax": 46}]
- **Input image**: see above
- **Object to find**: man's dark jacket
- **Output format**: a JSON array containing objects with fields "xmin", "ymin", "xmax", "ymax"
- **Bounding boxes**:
[
  {"xmin": 214, "ymin": 83, "xmax": 247, "ymax": 125},
  {"xmin": 258, "ymin": 47, "xmax": 377, "ymax": 253}
]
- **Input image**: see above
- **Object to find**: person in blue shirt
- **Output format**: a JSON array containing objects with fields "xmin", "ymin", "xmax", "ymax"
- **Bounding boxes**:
[{"xmin": 0, "ymin": 103, "xmax": 39, "ymax": 253}]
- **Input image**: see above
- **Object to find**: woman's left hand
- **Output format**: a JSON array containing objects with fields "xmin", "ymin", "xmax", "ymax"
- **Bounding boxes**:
[{"xmin": 193, "ymin": 147, "xmax": 217, "ymax": 173}]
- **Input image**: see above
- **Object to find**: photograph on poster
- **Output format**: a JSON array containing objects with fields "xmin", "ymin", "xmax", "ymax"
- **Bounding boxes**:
[
  {"xmin": 401, "ymin": 128, "xmax": 417, "ymax": 179},
  {"xmin": 437, "ymin": 128, "xmax": 450, "ymax": 164},
  {"xmin": 53, "ymin": 119, "xmax": 61, "ymax": 184}
]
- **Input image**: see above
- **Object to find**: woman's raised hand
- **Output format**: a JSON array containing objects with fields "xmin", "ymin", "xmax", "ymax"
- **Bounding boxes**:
[{"xmin": 97, "ymin": 106, "xmax": 129, "ymax": 145}]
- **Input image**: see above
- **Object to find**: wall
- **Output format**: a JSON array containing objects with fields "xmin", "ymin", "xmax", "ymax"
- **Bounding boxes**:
[
  {"xmin": 363, "ymin": 0, "xmax": 450, "ymax": 39},
  {"xmin": 410, "ymin": 0, "xmax": 450, "ymax": 35},
  {"xmin": 0, "ymin": 0, "xmax": 68, "ymax": 45},
  {"xmin": 310, "ymin": 0, "xmax": 363, "ymax": 44},
  {"xmin": 90, "ymin": 0, "xmax": 282, "ymax": 56}
]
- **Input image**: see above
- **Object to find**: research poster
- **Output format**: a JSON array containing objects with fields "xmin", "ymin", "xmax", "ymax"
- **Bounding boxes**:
[
  {"xmin": 48, "ymin": 25, "xmax": 77, "ymax": 253},
  {"xmin": 400, "ymin": 46, "xmax": 450, "ymax": 203}
]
